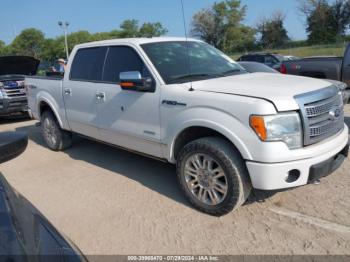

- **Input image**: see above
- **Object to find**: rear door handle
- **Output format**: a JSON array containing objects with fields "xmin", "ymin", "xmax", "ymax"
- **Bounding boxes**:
[
  {"xmin": 96, "ymin": 92, "xmax": 105, "ymax": 100},
  {"xmin": 64, "ymin": 88, "xmax": 72, "ymax": 95}
]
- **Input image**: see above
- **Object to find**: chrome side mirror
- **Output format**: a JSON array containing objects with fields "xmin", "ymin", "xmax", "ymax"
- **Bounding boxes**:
[{"xmin": 119, "ymin": 71, "xmax": 155, "ymax": 92}]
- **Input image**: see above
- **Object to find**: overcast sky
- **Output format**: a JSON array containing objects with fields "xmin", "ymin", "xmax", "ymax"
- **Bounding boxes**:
[{"xmin": 0, "ymin": 0, "xmax": 307, "ymax": 44}]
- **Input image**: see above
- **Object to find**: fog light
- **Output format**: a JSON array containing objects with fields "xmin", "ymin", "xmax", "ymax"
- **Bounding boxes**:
[{"xmin": 285, "ymin": 169, "xmax": 300, "ymax": 183}]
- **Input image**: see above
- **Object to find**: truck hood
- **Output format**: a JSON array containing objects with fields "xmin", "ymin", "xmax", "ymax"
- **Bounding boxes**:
[
  {"xmin": 0, "ymin": 56, "xmax": 39, "ymax": 76},
  {"xmin": 193, "ymin": 73, "xmax": 332, "ymax": 111}
]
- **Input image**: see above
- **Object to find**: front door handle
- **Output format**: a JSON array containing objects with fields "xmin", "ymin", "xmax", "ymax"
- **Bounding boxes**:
[
  {"xmin": 64, "ymin": 88, "xmax": 72, "ymax": 95},
  {"xmin": 96, "ymin": 92, "xmax": 105, "ymax": 100}
]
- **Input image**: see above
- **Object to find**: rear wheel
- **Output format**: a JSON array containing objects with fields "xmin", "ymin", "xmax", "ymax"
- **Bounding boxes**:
[
  {"xmin": 177, "ymin": 137, "xmax": 251, "ymax": 216},
  {"xmin": 41, "ymin": 110, "xmax": 72, "ymax": 151}
]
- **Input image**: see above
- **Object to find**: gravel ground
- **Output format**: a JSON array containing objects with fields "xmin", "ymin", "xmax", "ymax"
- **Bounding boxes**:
[{"xmin": 0, "ymin": 105, "xmax": 349, "ymax": 255}]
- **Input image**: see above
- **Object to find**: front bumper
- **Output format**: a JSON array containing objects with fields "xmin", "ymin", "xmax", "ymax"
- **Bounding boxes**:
[
  {"xmin": 0, "ymin": 97, "xmax": 28, "ymax": 116},
  {"xmin": 308, "ymin": 144, "xmax": 348, "ymax": 183},
  {"xmin": 246, "ymin": 127, "xmax": 349, "ymax": 190}
]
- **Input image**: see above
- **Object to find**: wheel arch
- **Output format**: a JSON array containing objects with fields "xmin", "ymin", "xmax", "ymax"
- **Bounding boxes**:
[
  {"xmin": 169, "ymin": 123, "xmax": 252, "ymax": 163},
  {"xmin": 38, "ymin": 99, "xmax": 63, "ymax": 128}
]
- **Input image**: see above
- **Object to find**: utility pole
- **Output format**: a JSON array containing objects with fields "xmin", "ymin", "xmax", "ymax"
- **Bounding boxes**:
[{"xmin": 58, "ymin": 21, "xmax": 69, "ymax": 60}]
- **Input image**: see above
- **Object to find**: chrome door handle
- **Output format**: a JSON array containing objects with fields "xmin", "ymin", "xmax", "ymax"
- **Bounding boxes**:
[
  {"xmin": 64, "ymin": 88, "xmax": 72, "ymax": 95},
  {"xmin": 96, "ymin": 92, "xmax": 105, "ymax": 100}
]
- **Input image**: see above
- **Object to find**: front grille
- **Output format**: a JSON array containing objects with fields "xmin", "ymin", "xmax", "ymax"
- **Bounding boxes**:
[
  {"xmin": 1, "ymin": 80, "xmax": 26, "ymax": 98},
  {"xmin": 3, "ymin": 88, "xmax": 26, "ymax": 98},
  {"xmin": 295, "ymin": 86, "xmax": 344, "ymax": 146}
]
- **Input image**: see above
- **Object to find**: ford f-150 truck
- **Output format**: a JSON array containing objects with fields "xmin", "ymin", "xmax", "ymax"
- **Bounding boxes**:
[
  {"xmin": 0, "ymin": 56, "xmax": 39, "ymax": 117},
  {"xmin": 26, "ymin": 38, "xmax": 349, "ymax": 216}
]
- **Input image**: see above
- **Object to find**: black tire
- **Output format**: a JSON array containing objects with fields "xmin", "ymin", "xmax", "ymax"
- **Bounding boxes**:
[
  {"xmin": 176, "ymin": 137, "xmax": 251, "ymax": 216},
  {"xmin": 41, "ymin": 110, "xmax": 72, "ymax": 151}
]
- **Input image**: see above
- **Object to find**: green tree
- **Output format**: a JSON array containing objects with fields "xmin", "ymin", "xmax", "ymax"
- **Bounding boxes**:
[
  {"xmin": 66, "ymin": 31, "xmax": 93, "ymax": 52},
  {"xmin": 299, "ymin": 0, "xmax": 350, "ymax": 44},
  {"xmin": 191, "ymin": 0, "xmax": 256, "ymax": 53},
  {"xmin": 330, "ymin": 0, "xmax": 350, "ymax": 41},
  {"xmin": 139, "ymin": 22, "xmax": 168, "ymax": 37},
  {"xmin": 307, "ymin": 0, "xmax": 336, "ymax": 44},
  {"xmin": 257, "ymin": 11, "xmax": 290, "ymax": 49},
  {"xmin": 120, "ymin": 19, "xmax": 140, "ymax": 37},
  {"xmin": 4, "ymin": 20, "xmax": 168, "ymax": 63},
  {"xmin": 92, "ymin": 30, "xmax": 121, "ymax": 41},
  {"xmin": 119, "ymin": 19, "xmax": 168, "ymax": 38},
  {"xmin": 11, "ymin": 28, "xmax": 45, "ymax": 58},
  {"xmin": 0, "ymin": 40, "xmax": 5, "ymax": 56},
  {"xmin": 41, "ymin": 38, "xmax": 65, "ymax": 62}
]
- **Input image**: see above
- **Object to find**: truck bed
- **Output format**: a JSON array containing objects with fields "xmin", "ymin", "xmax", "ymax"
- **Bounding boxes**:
[
  {"xmin": 25, "ymin": 76, "xmax": 67, "ymax": 126},
  {"xmin": 282, "ymin": 56, "xmax": 342, "ymax": 81}
]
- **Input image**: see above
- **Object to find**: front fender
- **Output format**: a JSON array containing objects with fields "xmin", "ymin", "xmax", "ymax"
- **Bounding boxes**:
[{"xmin": 163, "ymin": 107, "xmax": 257, "ymax": 163}]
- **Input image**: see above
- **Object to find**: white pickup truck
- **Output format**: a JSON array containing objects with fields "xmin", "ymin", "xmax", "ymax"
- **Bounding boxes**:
[{"xmin": 26, "ymin": 37, "xmax": 349, "ymax": 216}]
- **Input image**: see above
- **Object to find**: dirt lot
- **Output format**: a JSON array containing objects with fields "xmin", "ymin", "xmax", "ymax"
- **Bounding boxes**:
[{"xmin": 1, "ymin": 106, "xmax": 350, "ymax": 255}]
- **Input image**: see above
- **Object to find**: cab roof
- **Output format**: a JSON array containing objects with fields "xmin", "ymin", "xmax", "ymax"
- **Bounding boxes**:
[{"xmin": 75, "ymin": 37, "xmax": 202, "ymax": 49}]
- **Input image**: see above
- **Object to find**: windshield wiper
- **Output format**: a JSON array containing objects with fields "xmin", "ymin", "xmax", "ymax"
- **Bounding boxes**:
[
  {"xmin": 221, "ymin": 69, "xmax": 246, "ymax": 76},
  {"xmin": 168, "ymin": 73, "xmax": 221, "ymax": 84}
]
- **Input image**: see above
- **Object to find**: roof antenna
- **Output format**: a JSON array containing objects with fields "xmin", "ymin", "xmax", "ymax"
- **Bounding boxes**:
[{"xmin": 180, "ymin": 0, "xmax": 194, "ymax": 91}]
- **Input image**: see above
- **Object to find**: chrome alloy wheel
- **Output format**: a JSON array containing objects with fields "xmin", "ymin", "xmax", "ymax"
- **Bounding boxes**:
[
  {"xmin": 184, "ymin": 153, "xmax": 228, "ymax": 206},
  {"xmin": 43, "ymin": 117, "xmax": 57, "ymax": 146}
]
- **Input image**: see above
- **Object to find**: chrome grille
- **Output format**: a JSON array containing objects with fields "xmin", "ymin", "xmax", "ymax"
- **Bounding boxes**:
[
  {"xmin": 295, "ymin": 86, "xmax": 344, "ymax": 146},
  {"xmin": 305, "ymin": 95, "xmax": 340, "ymax": 117},
  {"xmin": 2, "ymin": 80, "xmax": 26, "ymax": 98}
]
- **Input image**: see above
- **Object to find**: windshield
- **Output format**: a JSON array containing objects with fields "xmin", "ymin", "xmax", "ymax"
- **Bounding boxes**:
[{"xmin": 141, "ymin": 41, "xmax": 246, "ymax": 84}]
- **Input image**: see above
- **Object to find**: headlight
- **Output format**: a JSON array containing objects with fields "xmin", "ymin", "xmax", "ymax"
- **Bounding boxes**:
[
  {"xmin": 250, "ymin": 112, "xmax": 302, "ymax": 149},
  {"xmin": 329, "ymin": 81, "xmax": 347, "ymax": 104},
  {"xmin": 336, "ymin": 83, "xmax": 347, "ymax": 103}
]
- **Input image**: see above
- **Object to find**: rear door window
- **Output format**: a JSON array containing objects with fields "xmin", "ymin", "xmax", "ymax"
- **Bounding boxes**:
[
  {"xmin": 264, "ymin": 55, "xmax": 278, "ymax": 65},
  {"xmin": 70, "ymin": 47, "xmax": 107, "ymax": 81},
  {"xmin": 239, "ymin": 55, "xmax": 252, "ymax": 61},
  {"xmin": 254, "ymin": 55, "xmax": 264, "ymax": 63},
  {"xmin": 102, "ymin": 46, "xmax": 149, "ymax": 83}
]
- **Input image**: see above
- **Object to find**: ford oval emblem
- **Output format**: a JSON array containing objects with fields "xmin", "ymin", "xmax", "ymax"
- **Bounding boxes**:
[{"xmin": 329, "ymin": 106, "xmax": 341, "ymax": 121}]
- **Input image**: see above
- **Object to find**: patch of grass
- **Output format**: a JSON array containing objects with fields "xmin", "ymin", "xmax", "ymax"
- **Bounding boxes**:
[{"xmin": 231, "ymin": 43, "xmax": 347, "ymax": 60}]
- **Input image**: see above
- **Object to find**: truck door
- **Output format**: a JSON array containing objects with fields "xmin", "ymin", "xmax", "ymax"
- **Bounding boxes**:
[
  {"xmin": 63, "ymin": 47, "xmax": 107, "ymax": 138},
  {"xmin": 342, "ymin": 44, "xmax": 350, "ymax": 87},
  {"xmin": 95, "ymin": 45, "xmax": 163, "ymax": 158}
]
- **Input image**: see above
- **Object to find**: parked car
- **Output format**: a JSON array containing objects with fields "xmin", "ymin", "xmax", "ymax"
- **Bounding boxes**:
[
  {"xmin": 239, "ymin": 61, "xmax": 350, "ymax": 104},
  {"xmin": 283, "ymin": 55, "xmax": 300, "ymax": 61},
  {"xmin": 0, "ymin": 56, "xmax": 39, "ymax": 117},
  {"xmin": 237, "ymin": 53, "xmax": 286, "ymax": 70},
  {"xmin": 238, "ymin": 61, "xmax": 279, "ymax": 74},
  {"xmin": 0, "ymin": 131, "xmax": 86, "ymax": 261},
  {"xmin": 26, "ymin": 38, "xmax": 349, "ymax": 216}
]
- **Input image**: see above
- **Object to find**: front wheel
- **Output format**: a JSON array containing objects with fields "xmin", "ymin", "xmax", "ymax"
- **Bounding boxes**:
[
  {"xmin": 176, "ymin": 137, "xmax": 251, "ymax": 216},
  {"xmin": 41, "ymin": 110, "xmax": 72, "ymax": 151}
]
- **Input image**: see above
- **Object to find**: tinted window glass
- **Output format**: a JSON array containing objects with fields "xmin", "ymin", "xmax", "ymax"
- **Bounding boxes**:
[
  {"xmin": 142, "ymin": 41, "xmax": 245, "ymax": 84},
  {"xmin": 239, "ymin": 55, "xmax": 252, "ymax": 61},
  {"xmin": 264, "ymin": 55, "xmax": 278, "ymax": 64},
  {"xmin": 70, "ymin": 47, "xmax": 106, "ymax": 81},
  {"xmin": 254, "ymin": 55, "xmax": 264, "ymax": 63},
  {"xmin": 238, "ymin": 62, "xmax": 278, "ymax": 73},
  {"xmin": 103, "ymin": 46, "xmax": 148, "ymax": 83}
]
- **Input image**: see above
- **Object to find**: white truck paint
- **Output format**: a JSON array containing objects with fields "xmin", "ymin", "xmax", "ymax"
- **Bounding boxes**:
[{"xmin": 26, "ymin": 37, "xmax": 349, "ymax": 216}]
